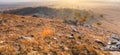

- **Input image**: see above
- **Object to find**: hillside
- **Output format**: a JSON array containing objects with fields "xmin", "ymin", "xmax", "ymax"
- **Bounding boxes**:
[
  {"xmin": 0, "ymin": 0, "xmax": 120, "ymax": 55},
  {"xmin": 0, "ymin": 13, "xmax": 120, "ymax": 55},
  {"xmin": 3, "ymin": 7, "xmax": 102, "ymax": 25}
]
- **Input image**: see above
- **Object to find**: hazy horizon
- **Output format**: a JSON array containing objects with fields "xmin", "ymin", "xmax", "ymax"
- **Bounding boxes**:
[
  {"xmin": 0, "ymin": 0, "xmax": 120, "ymax": 7},
  {"xmin": 1, "ymin": 0, "xmax": 120, "ymax": 3}
]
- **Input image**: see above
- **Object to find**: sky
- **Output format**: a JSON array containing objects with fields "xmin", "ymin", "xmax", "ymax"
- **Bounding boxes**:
[
  {"xmin": 0, "ymin": 0, "xmax": 120, "ymax": 2},
  {"xmin": 0, "ymin": 0, "xmax": 37, "ymax": 2}
]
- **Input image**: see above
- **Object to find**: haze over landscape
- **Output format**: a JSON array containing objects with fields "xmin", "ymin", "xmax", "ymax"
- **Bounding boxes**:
[
  {"xmin": 0, "ymin": 0, "xmax": 120, "ymax": 55},
  {"xmin": 2, "ymin": 0, "xmax": 119, "ymax": 33}
]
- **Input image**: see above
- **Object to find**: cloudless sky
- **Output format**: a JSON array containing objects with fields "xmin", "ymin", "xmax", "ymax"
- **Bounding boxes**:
[
  {"xmin": 0, "ymin": 0, "xmax": 120, "ymax": 2},
  {"xmin": 0, "ymin": 0, "xmax": 37, "ymax": 2}
]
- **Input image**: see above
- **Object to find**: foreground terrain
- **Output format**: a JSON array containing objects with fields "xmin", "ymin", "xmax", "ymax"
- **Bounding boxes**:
[{"xmin": 0, "ymin": 14, "xmax": 120, "ymax": 55}]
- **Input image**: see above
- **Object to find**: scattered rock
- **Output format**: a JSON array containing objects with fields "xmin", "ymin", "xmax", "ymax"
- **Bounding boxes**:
[
  {"xmin": 111, "ymin": 37, "xmax": 120, "ymax": 41},
  {"xmin": 24, "ymin": 37, "xmax": 34, "ymax": 40},
  {"xmin": 104, "ymin": 45, "xmax": 120, "ymax": 51},
  {"xmin": 53, "ymin": 37, "xmax": 57, "ymax": 40},
  {"xmin": 68, "ymin": 34, "xmax": 75, "ymax": 39},
  {"xmin": 72, "ymin": 28, "xmax": 78, "ymax": 32},
  {"xmin": 0, "ymin": 19, "xmax": 8, "ymax": 23},
  {"xmin": 17, "ymin": 35, "xmax": 34, "ymax": 41},
  {"xmin": 83, "ymin": 23, "xmax": 92, "ymax": 28},
  {"xmin": 0, "ymin": 41, "xmax": 4, "ymax": 44},
  {"xmin": 0, "ymin": 14, "xmax": 113, "ymax": 55},
  {"xmin": 95, "ymin": 39, "xmax": 106, "ymax": 47},
  {"xmin": 104, "ymin": 35, "xmax": 120, "ymax": 51},
  {"xmin": 116, "ymin": 42, "xmax": 120, "ymax": 48},
  {"xmin": 68, "ymin": 36, "xmax": 74, "ymax": 39}
]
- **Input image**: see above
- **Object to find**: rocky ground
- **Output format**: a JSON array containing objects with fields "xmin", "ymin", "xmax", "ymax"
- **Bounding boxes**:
[{"xmin": 0, "ymin": 14, "xmax": 120, "ymax": 55}]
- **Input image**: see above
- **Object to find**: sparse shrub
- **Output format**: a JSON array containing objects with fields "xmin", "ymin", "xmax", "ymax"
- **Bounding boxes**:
[
  {"xmin": 84, "ymin": 15, "xmax": 87, "ymax": 19},
  {"xmin": 73, "ymin": 12, "xmax": 87, "ymax": 25},
  {"xmin": 76, "ymin": 17, "xmax": 86, "ymax": 25},
  {"xmin": 100, "ymin": 14, "xmax": 104, "ymax": 18},
  {"xmin": 32, "ymin": 15, "xmax": 38, "ymax": 17},
  {"xmin": 79, "ymin": 17, "xmax": 86, "ymax": 22},
  {"xmin": 96, "ymin": 22, "xmax": 102, "ymax": 25},
  {"xmin": 74, "ymin": 12, "xmax": 81, "ymax": 17}
]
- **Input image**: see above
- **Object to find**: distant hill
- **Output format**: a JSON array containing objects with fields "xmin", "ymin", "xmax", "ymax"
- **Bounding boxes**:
[{"xmin": 3, "ymin": 7, "xmax": 102, "ymax": 25}]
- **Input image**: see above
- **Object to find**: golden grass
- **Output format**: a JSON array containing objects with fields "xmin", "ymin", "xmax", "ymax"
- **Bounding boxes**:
[{"xmin": 0, "ymin": 14, "xmax": 111, "ymax": 55}]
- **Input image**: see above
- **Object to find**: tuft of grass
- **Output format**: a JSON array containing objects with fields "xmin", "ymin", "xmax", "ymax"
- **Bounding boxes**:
[{"xmin": 73, "ymin": 12, "xmax": 87, "ymax": 25}]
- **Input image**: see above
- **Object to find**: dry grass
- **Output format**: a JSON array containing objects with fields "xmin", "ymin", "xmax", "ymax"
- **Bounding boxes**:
[{"xmin": 0, "ymin": 14, "xmax": 112, "ymax": 55}]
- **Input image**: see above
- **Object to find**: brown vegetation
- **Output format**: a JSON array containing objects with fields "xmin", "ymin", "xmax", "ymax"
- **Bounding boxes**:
[{"xmin": 0, "ymin": 14, "xmax": 113, "ymax": 55}]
